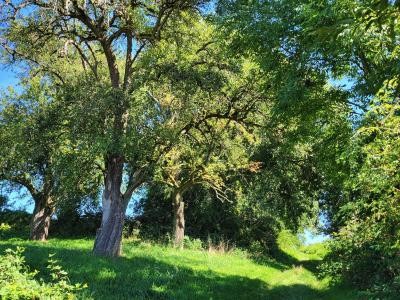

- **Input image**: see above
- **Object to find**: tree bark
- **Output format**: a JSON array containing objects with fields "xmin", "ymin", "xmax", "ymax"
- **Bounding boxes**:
[
  {"xmin": 93, "ymin": 155, "xmax": 125, "ymax": 257},
  {"xmin": 173, "ymin": 191, "xmax": 185, "ymax": 249},
  {"xmin": 30, "ymin": 194, "xmax": 53, "ymax": 241}
]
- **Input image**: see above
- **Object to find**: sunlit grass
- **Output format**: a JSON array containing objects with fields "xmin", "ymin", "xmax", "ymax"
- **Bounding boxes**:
[{"xmin": 0, "ymin": 233, "xmax": 357, "ymax": 300}]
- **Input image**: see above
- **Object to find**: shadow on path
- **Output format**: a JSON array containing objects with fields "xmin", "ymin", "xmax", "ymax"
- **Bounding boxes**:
[{"xmin": 250, "ymin": 242, "xmax": 323, "ymax": 275}]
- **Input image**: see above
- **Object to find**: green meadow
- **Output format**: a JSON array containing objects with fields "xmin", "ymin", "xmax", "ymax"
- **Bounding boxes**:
[{"xmin": 0, "ymin": 232, "xmax": 357, "ymax": 299}]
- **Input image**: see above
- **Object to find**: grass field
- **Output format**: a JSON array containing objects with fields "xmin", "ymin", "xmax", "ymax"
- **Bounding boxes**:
[{"xmin": 0, "ymin": 232, "xmax": 357, "ymax": 300}]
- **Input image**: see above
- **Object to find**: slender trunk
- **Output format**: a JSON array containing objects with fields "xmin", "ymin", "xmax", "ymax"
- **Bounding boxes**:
[
  {"xmin": 173, "ymin": 191, "xmax": 185, "ymax": 249},
  {"xmin": 30, "ymin": 194, "xmax": 53, "ymax": 241},
  {"xmin": 93, "ymin": 155, "xmax": 125, "ymax": 256}
]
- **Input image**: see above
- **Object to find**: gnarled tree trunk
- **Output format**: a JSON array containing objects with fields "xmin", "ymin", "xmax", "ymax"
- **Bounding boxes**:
[
  {"xmin": 173, "ymin": 191, "xmax": 185, "ymax": 249},
  {"xmin": 30, "ymin": 194, "xmax": 53, "ymax": 241},
  {"xmin": 93, "ymin": 155, "xmax": 125, "ymax": 256}
]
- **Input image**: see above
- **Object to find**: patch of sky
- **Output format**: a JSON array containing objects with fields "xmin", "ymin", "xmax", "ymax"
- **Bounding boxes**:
[
  {"xmin": 0, "ymin": 183, "xmax": 34, "ymax": 213},
  {"xmin": 126, "ymin": 187, "xmax": 147, "ymax": 217},
  {"xmin": 0, "ymin": 67, "xmax": 18, "ymax": 90},
  {"xmin": 200, "ymin": 0, "xmax": 217, "ymax": 15},
  {"xmin": 328, "ymin": 76, "xmax": 355, "ymax": 91},
  {"xmin": 301, "ymin": 229, "xmax": 330, "ymax": 245},
  {"xmin": 300, "ymin": 212, "xmax": 331, "ymax": 245},
  {"xmin": 328, "ymin": 75, "xmax": 369, "ymax": 127}
]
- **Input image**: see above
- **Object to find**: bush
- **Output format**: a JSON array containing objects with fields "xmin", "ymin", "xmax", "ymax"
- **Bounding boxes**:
[
  {"xmin": 0, "ymin": 210, "xmax": 30, "ymax": 238},
  {"xmin": 0, "ymin": 223, "xmax": 12, "ymax": 239},
  {"xmin": 301, "ymin": 243, "xmax": 326, "ymax": 256},
  {"xmin": 319, "ymin": 211, "xmax": 400, "ymax": 298},
  {"xmin": 122, "ymin": 218, "xmax": 141, "ymax": 241},
  {"xmin": 51, "ymin": 211, "xmax": 102, "ymax": 237},
  {"xmin": 320, "ymin": 97, "xmax": 400, "ymax": 298},
  {"xmin": 248, "ymin": 240, "xmax": 265, "ymax": 257},
  {"xmin": 0, "ymin": 247, "xmax": 89, "ymax": 299},
  {"xmin": 183, "ymin": 236, "xmax": 203, "ymax": 250}
]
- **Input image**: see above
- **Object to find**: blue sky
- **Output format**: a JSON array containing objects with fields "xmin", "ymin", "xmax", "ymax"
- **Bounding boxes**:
[
  {"xmin": 302, "ymin": 229, "xmax": 329, "ymax": 245},
  {"xmin": 0, "ymin": 68, "xmax": 18, "ymax": 89}
]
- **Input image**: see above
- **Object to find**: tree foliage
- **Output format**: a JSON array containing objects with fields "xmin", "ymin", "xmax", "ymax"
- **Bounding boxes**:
[{"xmin": 0, "ymin": 1, "xmax": 398, "ymax": 296}]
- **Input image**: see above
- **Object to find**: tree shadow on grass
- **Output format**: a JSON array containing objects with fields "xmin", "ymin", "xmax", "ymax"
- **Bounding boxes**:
[
  {"xmin": 250, "ymin": 243, "xmax": 323, "ymax": 275},
  {"xmin": 274, "ymin": 246, "xmax": 322, "ymax": 273},
  {"xmin": 0, "ymin": 242, "xmax": 351, "ymax": 300}
]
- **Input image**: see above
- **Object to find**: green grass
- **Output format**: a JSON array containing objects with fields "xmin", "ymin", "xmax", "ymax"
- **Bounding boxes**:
[{"xmin": 0, "ymin": 233, "xmax": 357, "ymax": 300}]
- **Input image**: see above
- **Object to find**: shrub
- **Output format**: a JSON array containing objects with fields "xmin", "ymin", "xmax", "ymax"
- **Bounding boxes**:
[
  {"xmin": 248, "ymin": 240, "xmax": 265, "ymax": 257},
  {"xmin": 301, "ymin": 243, "xmax": 328, "ymax": 259},
  {"xmin": 0, "ymin": 195, "xmax": 7, "ymax": 211},
  {"xmin": 0, "ymin": 223, "xmax": 12, "ymax": 236},
  {"xmin": 320, "ymin": 95, "xmax": 400, "ymax": 297},
  {"xmin": 122, "ymin": 218, "xmax": 141, "ymax": 241},
  {"xmin": 0, "ymin": 210, "xmax": 30, "ymax": 239},
  {"xmin": 183, "ymin": 236, "xmax": 203, "ymax": 250},
  {"xmin": 358, "ymin": 275, "xmax": 400, "ymax": 300},
  {"xmin": 319, "ymin": 210, "xmax": 400, "ymax": 298},
  {"xmin": 51, "ymin": 211, "xmax": 102, "ymax": 237},
  {"xmin": 0, "ymin": 247, "xmax": 89, "ymax": 299}
]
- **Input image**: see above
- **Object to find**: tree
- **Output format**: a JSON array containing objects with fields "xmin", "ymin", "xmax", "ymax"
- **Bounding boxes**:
[
  {"xmin": 136, "ymin": 6, "xmax": 338, "ymax": 249},
  {"xmin": 217, "ymin": 0, "xmax": 354, "ymax": 226},
  {"xmin": 155, "ymin": 123, "xmax": 261, "ymax": 248},
  {"xmin": 130, "ymin": 18, "xmax": 266, "ymax": 248},
  {"xmin": 1, "ymin": 0, "xmax": 209, "ymax": 256},
  {"xmin": 0, "ymin": 79, "xmax": 62, "ymax": 240},
  {"xmin": 239, "ymin": 0, "xmax": 400, "ymax": 294},
  {"xmin": 0, "ymin": 74, "xmax": 101, "ymax": 240}
]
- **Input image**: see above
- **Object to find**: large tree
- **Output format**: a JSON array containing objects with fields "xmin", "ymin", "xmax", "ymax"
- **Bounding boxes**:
[
  {"xmin": 217, "ymin": 0, "xmax": 400, "ymax": 293},
  {"xmin": 297, "ymin": 0, "xmax": 400, "ymax": 293},
  {"xmin": 1, "ymin": 0, "xmax": 209, "ymax": 256},
  {"xmin": 137, "ymin": 19, "xmax": 265, "ymax": 248}
]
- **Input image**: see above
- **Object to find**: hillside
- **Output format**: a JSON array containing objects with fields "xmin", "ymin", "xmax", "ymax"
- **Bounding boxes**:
[{"xmin": 0, "ymin": 232, "xmax": 357, "ymax": 300}]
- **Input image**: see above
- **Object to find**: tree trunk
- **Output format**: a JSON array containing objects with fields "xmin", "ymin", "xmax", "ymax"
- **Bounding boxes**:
[
  {"xmin": 93, "ymin": 155, "xmax": 125, "ymax": 257},
  {"xmin": 173, "ymin": 191, "xmax": 185, "ymax": 249},
  {"xmin": 30, "ymin": 195, "xmax": 53, "ymax": 241}
]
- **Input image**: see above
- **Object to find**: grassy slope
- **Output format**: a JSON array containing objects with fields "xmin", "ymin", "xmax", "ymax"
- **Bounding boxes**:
[{"xmin": 0, "ymin": 233, "xmax": 357, "ymax": 300}]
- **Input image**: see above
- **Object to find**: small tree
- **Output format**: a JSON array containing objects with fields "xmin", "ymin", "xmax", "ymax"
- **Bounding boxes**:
[
  {"xmin": 0, "ymin": 78, "xmax": 100, "ymax": 240},
  {"xmin": 0, "ymin": 80, "xmax": 62, "ymax": 240}
]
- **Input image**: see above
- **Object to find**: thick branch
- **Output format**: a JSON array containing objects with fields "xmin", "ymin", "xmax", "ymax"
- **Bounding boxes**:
[
  {"xmin": 1, "ymin": 174, "xmax": 39, "ymax": 198},
  {"xmin": 123, "ymin": 168, "xmax": 146, "ymax": 205}
]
